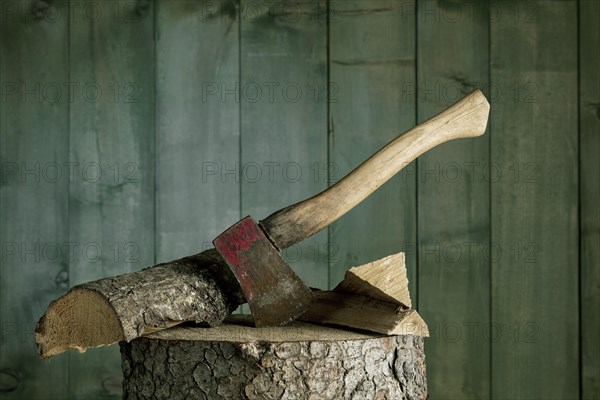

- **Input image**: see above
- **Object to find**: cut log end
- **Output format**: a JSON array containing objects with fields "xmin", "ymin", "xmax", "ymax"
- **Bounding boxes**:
[{"xmin": 36, "ymin": 288, "xmax": 124, "ymax": 358}]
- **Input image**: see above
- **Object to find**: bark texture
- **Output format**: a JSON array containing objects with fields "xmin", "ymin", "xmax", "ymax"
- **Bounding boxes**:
[
  {"xmin": 120, "ymin": 317, "xmax": 427, "ymax": 400},
  {"xmin": 36, "ymin": 249, "xmax": 245, "ymax": 357}
]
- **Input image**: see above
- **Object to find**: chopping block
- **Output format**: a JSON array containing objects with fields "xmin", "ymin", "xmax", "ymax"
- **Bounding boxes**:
[
  {"xmin": 119, "ymin": 252, "xmax": 428, "ymax": 400},
  {"xmin": 120, "ymin": 315, "xmax": 428, "ymax": 400}
]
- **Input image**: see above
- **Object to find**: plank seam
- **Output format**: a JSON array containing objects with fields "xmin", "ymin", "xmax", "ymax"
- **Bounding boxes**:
[
  {"xmin": 67, "ymin": 2, "xmax": 72, "ymax": 394},
  {"xmin": 577, "ymin": 0, "xmax": 583, "ymax": 397},
  {"xmin": 414, "ymin": 0, "xmax": 420, "ymax": 312},
  {"xmin": 152, "ymin": 0, "xmax": 158, "ymax": 267},
  {"xmin": 326, "ymin": 0, "xmax": 331, "ymax": 290},
  {"xmin": 488, "ymin": 1, "xmax": 493, "ymax": 397},
  {"xmin": 238, "ymin": 1, "xmax": 242, "ymax": 227}
]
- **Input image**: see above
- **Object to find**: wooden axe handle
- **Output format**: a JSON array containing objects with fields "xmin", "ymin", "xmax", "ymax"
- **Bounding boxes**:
[{"xmin": 260, "ymin": 89, "xmax": 490, "ymax": 250}]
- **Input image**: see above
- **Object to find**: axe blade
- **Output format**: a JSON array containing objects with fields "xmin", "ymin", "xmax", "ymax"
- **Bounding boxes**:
[{"xmin": 213, "ymin": 217, "xmax": 313, "ymax": 327}]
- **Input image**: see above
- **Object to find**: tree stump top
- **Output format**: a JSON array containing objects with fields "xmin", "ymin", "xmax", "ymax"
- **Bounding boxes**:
[
  {"xmin": 145, "ymin": 315, "xmax": 385, "ymax": 343},
  {"xmin": 121, "ymin": 315, "xmax": 428, "ymax": 399}
]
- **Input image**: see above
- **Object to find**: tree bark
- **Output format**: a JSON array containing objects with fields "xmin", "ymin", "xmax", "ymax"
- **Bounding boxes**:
[
  {"xmin": 120, "ymin": 316, "xmax": 427, "ymax": 400},
  {"xmin": 36, "ymin": 249, "xmax": 245, "ymax": 358}
]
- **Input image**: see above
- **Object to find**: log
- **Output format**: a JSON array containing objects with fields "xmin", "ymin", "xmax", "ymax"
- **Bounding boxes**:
[
  {"xmin": 36, "ymin": 250, "xmax": 428, "ymax": 358},
  {"xmin": 120, "ymin": 315, "xmax": 428, "ymax": 400},
  {"xmin": 35, "ymin": 250, "xmax": 245, "ymax": 358}
]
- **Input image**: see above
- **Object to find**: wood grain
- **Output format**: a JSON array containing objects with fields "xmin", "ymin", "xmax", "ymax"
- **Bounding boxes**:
[
  {"xmin": 67, "ymin": 0, "xmax": 155, "ymax": 397},
  {"xmin": 300, "ymin": 290, "xmax": 428, "ymax": 336},
  {"xmin": 416, "ymin": 0, "xmax": 491, "ymax": 397},
  {"xmin": 144, "ymin": 314, "xmax": 382, "ymax": 342},
  {"xmin": 335, "ymin": 252, "xmax": 411, "ymax": 308},
  {"xmin": 580, "ymin": 0, "xmax": 600, "ymax": 397},
  {"xmin": 240, "ymin": 0, "xmax": 328, "ymax": 291},
  {"xmin": 0, "ymin": 1, "xmax": 69, "ymax": 397},
  {"xmin": 491, "ymin": 1, "xmax": 579, "ymax": 397},
  {"xmin": 155, "ymin": 0, "xmax": 240, "ymax": 263}
]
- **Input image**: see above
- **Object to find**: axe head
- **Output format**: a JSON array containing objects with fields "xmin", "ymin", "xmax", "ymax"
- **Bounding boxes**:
[{"xmin": 213, "ymin": 216, "xmax": 313, "ymax": 327}]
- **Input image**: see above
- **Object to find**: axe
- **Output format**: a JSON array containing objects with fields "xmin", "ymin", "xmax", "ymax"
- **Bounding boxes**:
[{"xmin": 213, "ymin": 89, "xmax": 490, "ymax": 327}]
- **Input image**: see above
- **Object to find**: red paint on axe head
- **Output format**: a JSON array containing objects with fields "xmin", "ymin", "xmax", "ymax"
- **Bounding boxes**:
[
  {"xmin": 213, "ymin": 217, "xmax": 259, "ymax": 270},
  {"xmin": 213, "ymin": 217, "xmax": 313, "ymax": 327},
  {"xmin": 213, "ymin": 217, "xmax": 263, "ymax": 290}
]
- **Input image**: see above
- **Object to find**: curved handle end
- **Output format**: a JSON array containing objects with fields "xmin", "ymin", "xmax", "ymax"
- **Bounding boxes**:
[
  {"xmin": 466, "ymin": 89, "xmax": 490, "ymax": 137},
  {"xmin": 440, "ymin": 89, "xmax": 490, "ymax": 140},
  {"xmin": 261, "ymin": 90, "xmax": 491, "ymax": 249}
]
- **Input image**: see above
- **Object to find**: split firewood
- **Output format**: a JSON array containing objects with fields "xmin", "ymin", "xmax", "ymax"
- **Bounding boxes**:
[
  {"xmin": 334, "ymin": 252, "xmax": 412, "ymax": 308},
  {"xmin": 299, "ymin": 290, "xmax": 428, "ymax": 336},
  {"xmin": 299, "ymin": 252, "xmax": 428, "ymax": 336}
]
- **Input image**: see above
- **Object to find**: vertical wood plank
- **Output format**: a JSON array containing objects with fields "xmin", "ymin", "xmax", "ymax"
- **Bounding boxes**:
[
  {"xmin": 0, "ymin": 1, "xmax": 69, "ymax": 397},
  {"xmin": 328, "ymin": 1, "xmax": 417, "ymax": 294},
  {"xmin": 416, "ymin": 1, "xmax": 490, "ymax": 398},
  {"xmin": 240, "ymin": 0, "xmax": 328, "ymax": 290},
  {"xmin": 491, "ymin": 1, "xmax": 579, "ymax": 398},
  {"xmin": 580, "ymin": 0, "xmax": 600, "ymax": 397},
  {"xmin": 156, "ymin": 0, "xmax": 240, "ymax": 263},
  {"xmin": 67, "ymin": 0, "xmax": 155, "ymax": 397}
]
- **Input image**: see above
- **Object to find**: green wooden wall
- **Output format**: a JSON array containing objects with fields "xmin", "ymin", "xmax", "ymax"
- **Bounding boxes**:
[{"xmin": 0, "ymin": 0, "xmax": 597, "ymax": 399}]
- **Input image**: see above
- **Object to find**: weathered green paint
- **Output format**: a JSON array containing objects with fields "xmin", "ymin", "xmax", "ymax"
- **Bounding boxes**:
[
  {"xmin": 416, "ymin": 1, "xmax": 490, "ymax": 398},
  {"xmin": 491, "ymin": 1, "xmax": 579, "ymax": 398},
  {"xmin": 240, "ymin": 0, "xmax": 328, "ymax": 292},
  {"xmin": 580, "ymin": 0, "xmax": 600, "ymax": 398},
  {"xmin": 67, "ymin": 0, "xmax": 155, "ymax": 398},
  {"xmin": 155, "ymin": 0, "xmax": 240, "ymax": 263},
  {"xmin": 329, "ymin": 0, "xmax": 416, "ymax": 300},
  {"xmin": 0, "ymin": 1, "xmax": 69, "ymax": 398},
  {"xmin": 328, "ymin": 0, "xmax": 417, "ymax": 293}
]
